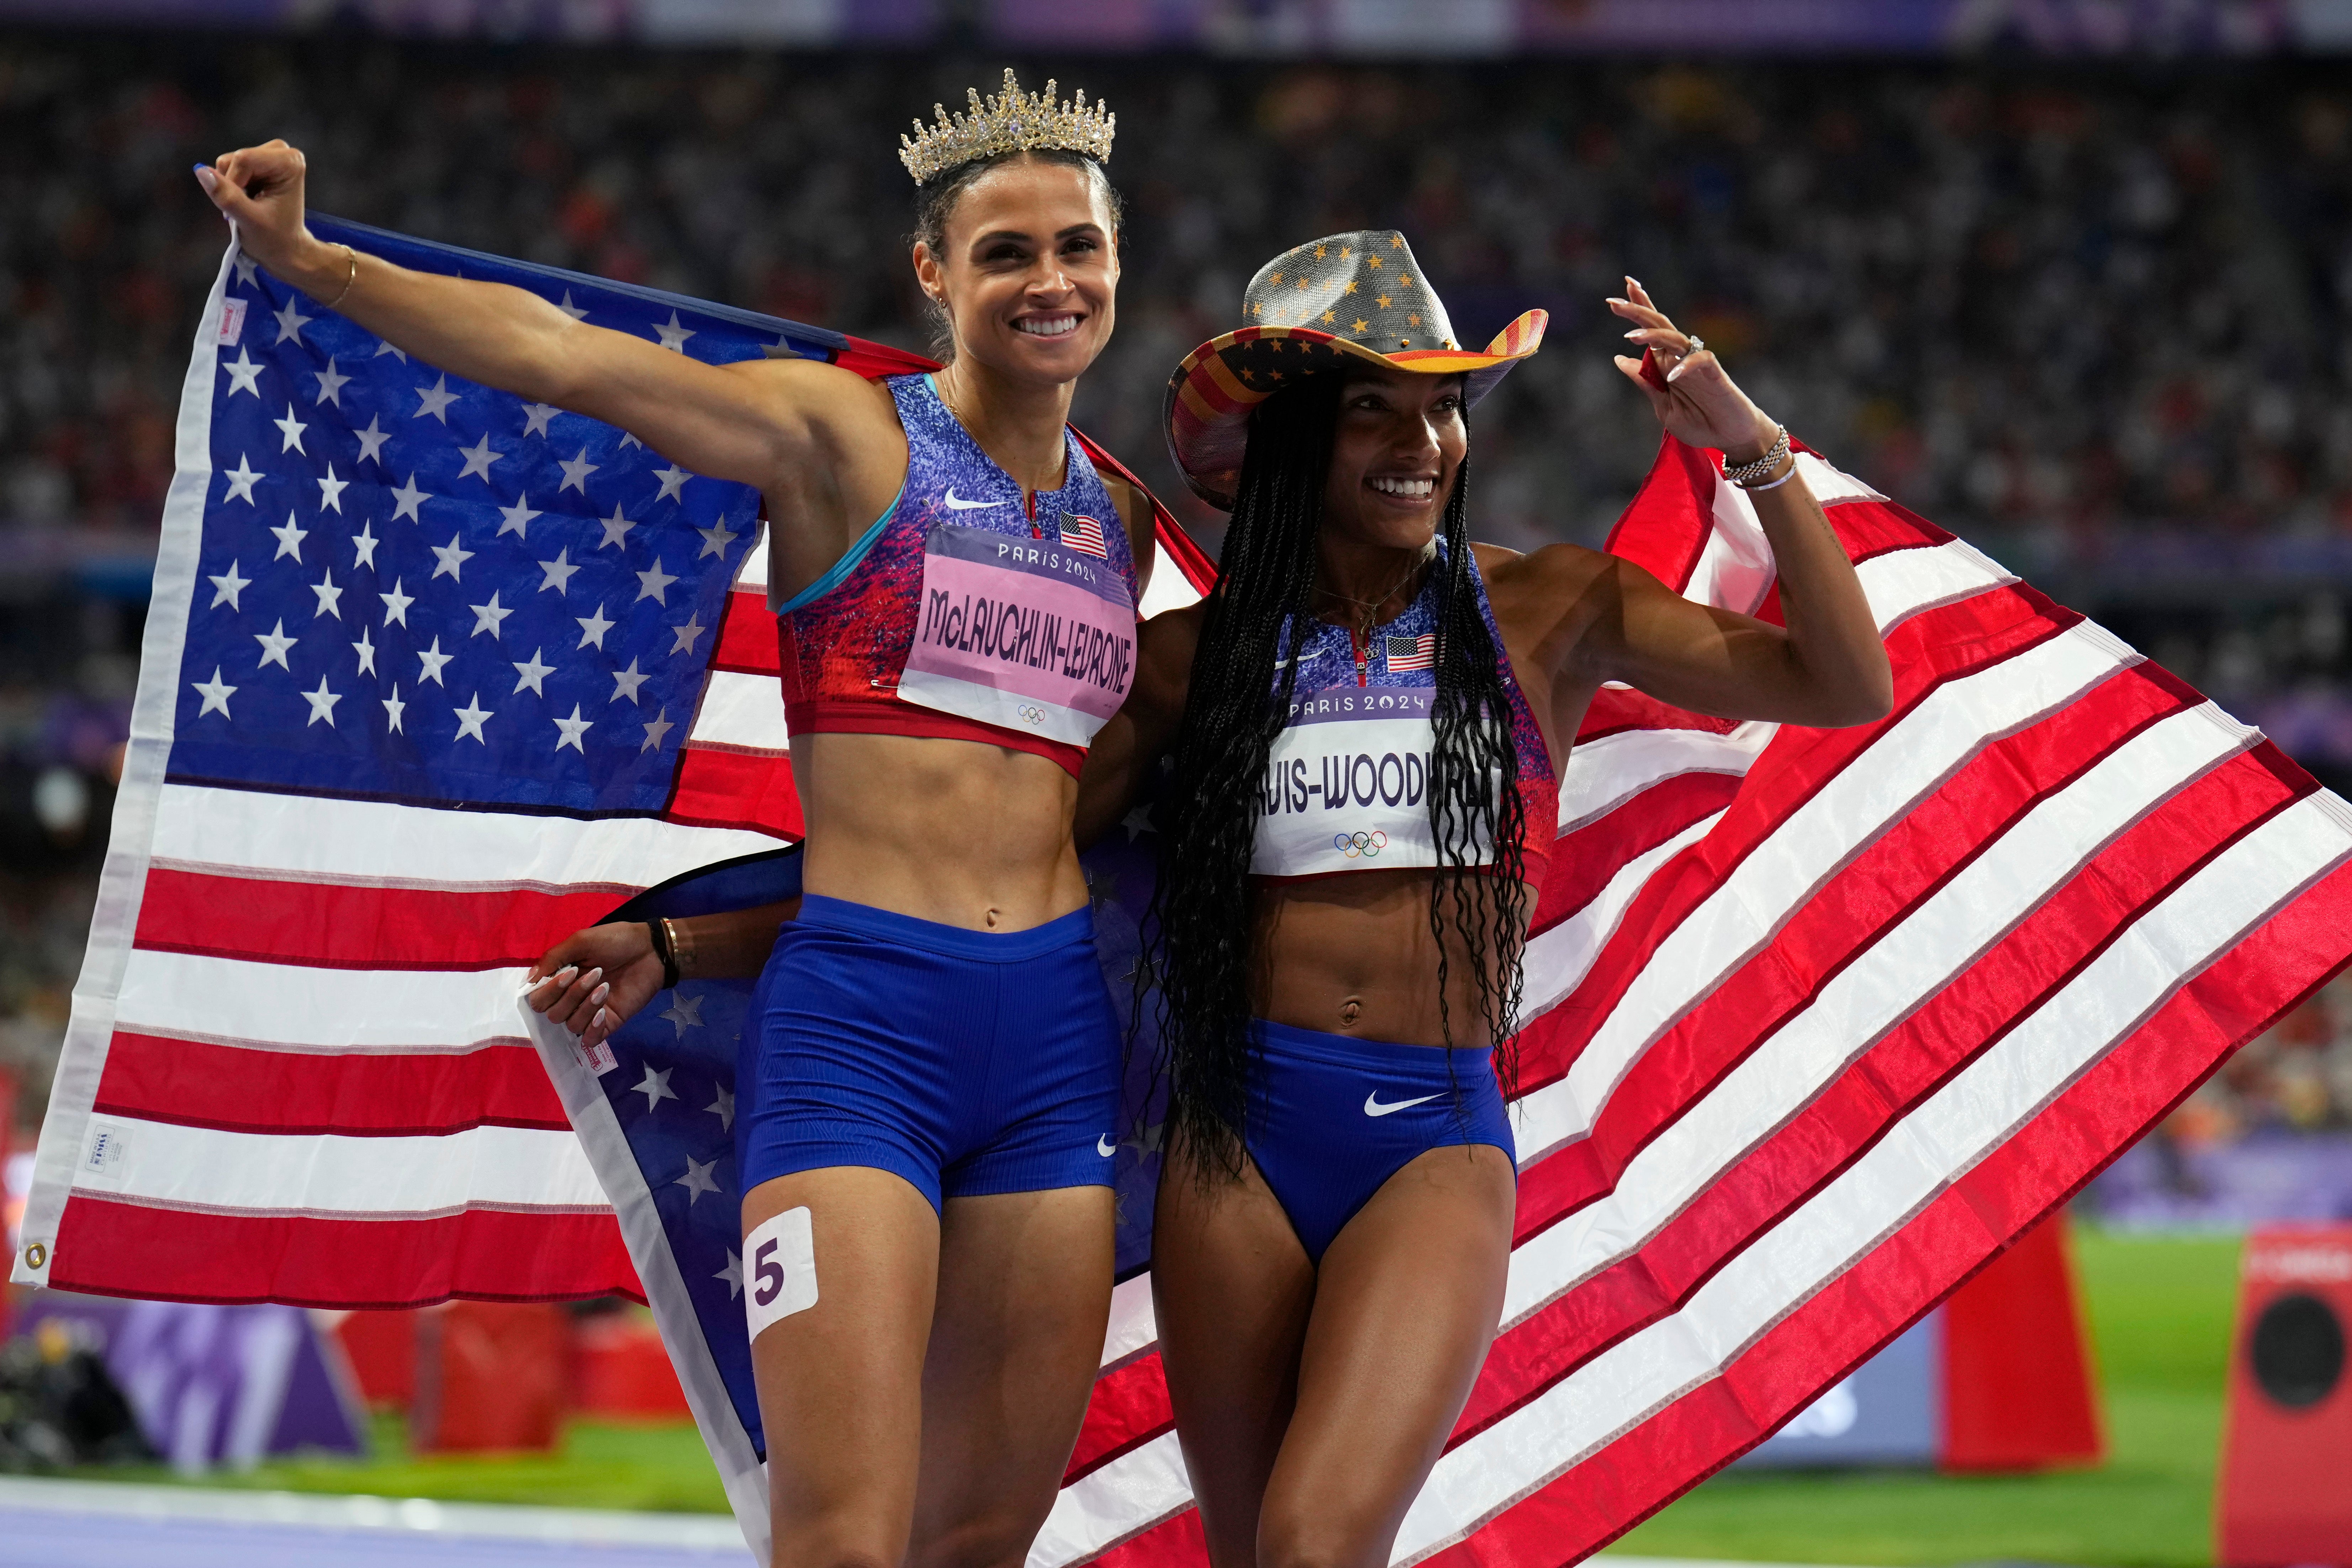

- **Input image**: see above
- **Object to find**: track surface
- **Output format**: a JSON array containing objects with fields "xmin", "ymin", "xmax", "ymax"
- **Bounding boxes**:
[{"xmin": 0, "ymin": 1477, "xmax": 754, "ymax": 1566}]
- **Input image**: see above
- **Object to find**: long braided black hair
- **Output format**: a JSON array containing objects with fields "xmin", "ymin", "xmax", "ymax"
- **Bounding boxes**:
[{"xmin": 1145, "ymin": 376, "xmax": 1529, "ymax": 1182}]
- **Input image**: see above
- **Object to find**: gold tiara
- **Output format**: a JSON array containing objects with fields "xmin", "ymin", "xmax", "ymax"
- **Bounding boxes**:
[{"xmin": 899, "ymin": 69, "xmax": 1116, "ymax": 186}]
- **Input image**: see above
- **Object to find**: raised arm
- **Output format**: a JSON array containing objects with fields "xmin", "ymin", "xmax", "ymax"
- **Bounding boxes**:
[
  {"xmin": 196, "ymin": 141, "xmax": 896, "ymax": 503},
  {"xmin": 1504, "ymin": 280, "xmax": 1891, "ymax": 730}
]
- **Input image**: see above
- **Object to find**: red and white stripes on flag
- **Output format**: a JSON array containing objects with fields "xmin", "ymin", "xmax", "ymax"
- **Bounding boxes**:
[
  {"xmin": 1061, "ymin": 513, "xmax": 1111, "ymax": 560},
  {"xmin": 1013, "ymin": 437, "xmax": 2352, "ymax": 1568},
  {"xmin": 20, "ymin": 517, "xmax": 792, "ymax": 1307}
]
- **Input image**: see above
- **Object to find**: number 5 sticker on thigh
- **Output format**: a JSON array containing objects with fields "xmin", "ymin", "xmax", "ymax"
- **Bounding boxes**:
[{"xmin": 745, "ymin": 1206, "xmax": 819, "ymax": 1342}]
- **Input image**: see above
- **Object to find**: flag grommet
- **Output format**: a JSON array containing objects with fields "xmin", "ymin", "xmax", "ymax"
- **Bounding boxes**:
[{"xmin": 23, "ymin": 1243, "xmax": 45, "ymax": 1270}]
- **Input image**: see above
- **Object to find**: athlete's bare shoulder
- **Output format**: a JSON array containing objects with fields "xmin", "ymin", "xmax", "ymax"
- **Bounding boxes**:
[
  {"xmin": 1479, "ymin": 541, "xmax": 1648, "ymax": 669},
  {"xmin": 1478, "ymin": 539, "xmax": 1616, "ymax": 597}
]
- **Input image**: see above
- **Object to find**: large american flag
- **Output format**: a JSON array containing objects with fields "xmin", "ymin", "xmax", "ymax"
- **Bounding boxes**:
[{"xmin": 18, "ymin": 223, "xmax": 2352, "ymax": 1566}]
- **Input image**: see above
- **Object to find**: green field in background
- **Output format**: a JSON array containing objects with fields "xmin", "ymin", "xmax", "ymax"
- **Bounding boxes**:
[
  {"xmin": 1606, "ymin": 1229, "xmax": 2243, "ymax": 1568},
  {"xmin": 65, "ymin": 1228, "xmax": 2246, "ymax": 1564}
]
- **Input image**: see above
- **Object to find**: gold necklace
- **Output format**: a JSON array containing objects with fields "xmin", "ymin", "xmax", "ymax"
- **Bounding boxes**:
[
  {"xmin": 1315, "ymin": 546, "xmax": 1432, "ymax": 636},
  {"xmin": 1318, "ymin": 546, "xmax": 1433, "ymax": 684}
]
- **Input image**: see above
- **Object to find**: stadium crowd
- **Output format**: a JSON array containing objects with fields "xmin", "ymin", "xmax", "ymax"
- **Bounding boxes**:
[
  {"xmin": 8, "ymin": 38, "xmax": 2352, "ymax": 552},
  {"xmin": 6, "ymin": 31, "xmax": 2352, "ymax": 1144}
]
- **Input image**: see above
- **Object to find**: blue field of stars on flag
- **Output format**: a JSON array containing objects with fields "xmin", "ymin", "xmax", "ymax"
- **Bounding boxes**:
[{"xmin": 174, "ymin": 214, "xmax": 819, "ymax": 812}]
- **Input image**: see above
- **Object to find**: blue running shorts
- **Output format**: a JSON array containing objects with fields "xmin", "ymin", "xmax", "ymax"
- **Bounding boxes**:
[
  {"xmin": 736, "ymin": 895, "xmax": 1122, "ymax": 1212},
  {"xmin": 1243, "ymin": 1018, "xmax": 1516, "ymax": 1262}
]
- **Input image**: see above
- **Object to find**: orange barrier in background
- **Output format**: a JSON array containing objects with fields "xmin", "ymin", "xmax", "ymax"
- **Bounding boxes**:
[
  {"xmin": 1941, "ymin": 1213, "xmax": 2105, "ymax": 1470},
  {"xmin": 330, "ymin": 1308, "xmax": 417, "ymax": 1410},
  {"xmin": 325, "ymin": 1300, "xmax": 692, "ymax": 1440},
  {"xmin": 2218, "ymin": 1224, "xmax": 2352, "ymax": 1567},
  {"xmin": 574, "ymin": 1312, "xmax": 693, "ymax": 1421},
  {"xmin": 409, "ymin": 1302, "xmax": 569, "ymax": 1454}
]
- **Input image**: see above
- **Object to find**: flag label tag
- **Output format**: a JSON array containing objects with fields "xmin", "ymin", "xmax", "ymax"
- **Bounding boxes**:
[
  {"xmin": 218, "ymin": 297, "xmax": 247, "ymax": 346},
  {"xmin": 744, "ymin": 1205, "xmax": 818, "ymax": 1342},
  {"xmin": 574, "ymin": 1033, "xmax": 617, "ymax": 1076},
  {"xmin": 81, "ymin": 1122, "xmax": 131, "ymax": 1185}
]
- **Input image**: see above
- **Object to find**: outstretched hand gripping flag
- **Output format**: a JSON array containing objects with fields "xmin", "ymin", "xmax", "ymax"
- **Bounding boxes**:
[{"xmin": 19, "ymin": 221, "xmax": 2352, "ymax": 1566}]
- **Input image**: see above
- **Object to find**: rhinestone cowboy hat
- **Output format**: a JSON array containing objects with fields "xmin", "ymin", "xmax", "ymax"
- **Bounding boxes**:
[{"xmin": 1164, "ymin": 229, "xmax": 1547, "ymax": 510}]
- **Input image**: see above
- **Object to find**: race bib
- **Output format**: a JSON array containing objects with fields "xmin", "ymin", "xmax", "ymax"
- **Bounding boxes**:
[
  {"xmin": 898, "ymin": 524, "xmax": 1136, "ymax": 747},
  {"xmin": 1253, "ymin": 684, "xmax": 1483, "ymax": 876}
]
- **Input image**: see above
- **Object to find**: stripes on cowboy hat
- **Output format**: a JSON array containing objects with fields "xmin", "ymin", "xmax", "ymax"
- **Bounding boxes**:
[{"xmin": 1162, "ymin": 229, "xmax": 1546, "ymax": 510}]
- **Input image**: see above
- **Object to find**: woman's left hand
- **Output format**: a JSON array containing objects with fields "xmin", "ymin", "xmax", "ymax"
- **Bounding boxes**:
[
  {"xmin": 525, "ymin": 922, "xmax": 665, "ymax": 1049},
  {"xmin": 1610, "ymin": 278, "xmax": 1780, "ymax": 463}
]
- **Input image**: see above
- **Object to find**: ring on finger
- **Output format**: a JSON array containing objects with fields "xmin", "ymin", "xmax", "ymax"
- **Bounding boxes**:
[{"xmin": 1682, "ymin": 335, "xmax": 1705, "ymax": 357}]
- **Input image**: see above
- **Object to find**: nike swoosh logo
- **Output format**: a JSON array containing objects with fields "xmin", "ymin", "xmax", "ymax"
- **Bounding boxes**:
[
  {"xmin": 1097, "ymin": 1134, "xmax": 1118, "ymax": 1157},
  {"xmin": 1364, "ymin": 1091, "xmax": 1442, "ymax": 1118},
  {"xmin": 944, "ymin": 488, "xmax": 1006, "ymax": 511}
]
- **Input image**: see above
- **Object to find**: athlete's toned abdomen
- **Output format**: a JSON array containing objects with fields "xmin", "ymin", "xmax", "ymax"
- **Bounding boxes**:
[{"xmin": 1252, "ymin": 867, "xmax": 1540, "ymax": 1049}]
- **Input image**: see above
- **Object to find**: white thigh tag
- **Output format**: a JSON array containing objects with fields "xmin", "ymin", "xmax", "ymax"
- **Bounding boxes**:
[{"xmin": 744, "ymin": 1206, "xmax": 819, "ymax": 1342}]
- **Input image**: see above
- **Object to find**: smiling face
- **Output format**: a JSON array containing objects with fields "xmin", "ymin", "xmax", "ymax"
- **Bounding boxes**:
[
  {"xmin": 1320, "ymin": 365, "xmax": 1469, "ymax": 551},
  {"xmin": 911, "ymin": 155, "xmax": 1119, "ymax": 389}
]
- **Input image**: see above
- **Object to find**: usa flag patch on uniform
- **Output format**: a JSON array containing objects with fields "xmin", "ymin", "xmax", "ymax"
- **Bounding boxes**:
[
  {"xmin": 1384, "ymin": 632, "xmax": 1434, "ymax": 671},
  {"xmin": 1059, "ymin": 513, "xmax": 1109, "ymax": 559}
]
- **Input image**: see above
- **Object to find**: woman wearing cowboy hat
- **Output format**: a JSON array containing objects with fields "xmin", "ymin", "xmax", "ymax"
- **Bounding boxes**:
[
  {"xmin": 203, "ymin": 73, "xmax": 1166, "ymax": 1568},
  {"xmin": 1079, "ymin": 234, "xmax": 1891, "ymax": 1566}
]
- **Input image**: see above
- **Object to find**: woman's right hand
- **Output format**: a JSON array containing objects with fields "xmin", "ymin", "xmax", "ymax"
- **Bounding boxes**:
[
  {"xmin": 194, "ymin": 139, "xmax": 331, "ymax": 284},
  {"xmin": 526, "ymin": 923, "xmax": 667, "ymax": 1049}
]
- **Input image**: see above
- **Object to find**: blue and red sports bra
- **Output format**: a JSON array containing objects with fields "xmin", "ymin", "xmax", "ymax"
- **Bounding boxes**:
[
  {"xmin": 774, "ymin": 374, "xmax": 1143, "ymax": 777},
  {"xmin": 1252, "ymin": 546, "xmax": 1558, "ymax": 881}
]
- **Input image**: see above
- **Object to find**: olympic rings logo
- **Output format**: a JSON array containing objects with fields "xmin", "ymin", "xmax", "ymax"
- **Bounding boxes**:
[
  {"xmin": 1015, "ymin": 704, "xmax": 1047, "ymax": 726},
  {"xmin": 1333, "ymin": 830, "xmax": 1389, "ymax": 859}
]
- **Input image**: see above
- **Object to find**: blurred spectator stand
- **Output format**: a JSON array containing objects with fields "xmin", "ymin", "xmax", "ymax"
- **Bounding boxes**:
[{"xmin": 2089, "ymin": 972, "xmax": 2352, "ymax": 1229}]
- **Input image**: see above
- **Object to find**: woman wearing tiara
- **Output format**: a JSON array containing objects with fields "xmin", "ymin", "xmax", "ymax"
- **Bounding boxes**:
[
  {"xmin": 1079, "ymin": 237, "xmax": 1891, "ymax": 1566},
  {"xmin": 202, "ymin": 71, "xmax": 1152, "ymax": 1568}
]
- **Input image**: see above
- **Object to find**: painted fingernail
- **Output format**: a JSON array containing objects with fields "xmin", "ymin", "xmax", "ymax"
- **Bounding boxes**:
[
  {"xmin": 591, "ymin": 982, "xmax": 611, "ymax": 1005},
  {"xmin": 583, "ymin": 967, "xmax": 602, "ymax": 984},
  {"xmin": 1629, "ymin": 276, "xmax": 1644, "ymax": 288},
  {"xmin": 555, "ymin": 965, "xmax": 578, "ymax": 982},
  {"xmin": 593, "ymin": 1007, "xmax": 612, "ymax": 1029},
  {"xmin": 1624, "ymin": 329, "xmax": 1645, "ymax": 340}
]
